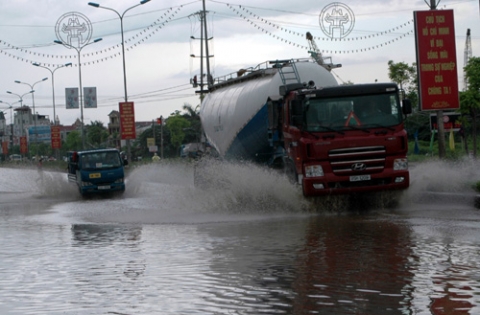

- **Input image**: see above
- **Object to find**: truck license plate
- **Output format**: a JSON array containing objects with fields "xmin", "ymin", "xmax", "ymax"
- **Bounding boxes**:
[
  {"xmin": 350, "ymin": 175, "xmax": 371, "ymax": 182},
  {"xmin": 89, "ymin": 173, "xmax": 101, "ymax": 179},
  {"xmin": 98, "ymin": 185, "xmax": 111, "ymax": 190}
]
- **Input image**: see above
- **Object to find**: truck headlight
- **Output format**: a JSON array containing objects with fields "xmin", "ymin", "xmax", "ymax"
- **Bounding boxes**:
[
  {"xmin": 394, "ymin": 158, "xmax": 408, "ymax": 170},
  {"xmin": 114, "ymin": 178, "xmax": 124, "ymax": 183},
  {"xmin": 305, "ymin": 165, "xmax": 324, "ymax": 178}
]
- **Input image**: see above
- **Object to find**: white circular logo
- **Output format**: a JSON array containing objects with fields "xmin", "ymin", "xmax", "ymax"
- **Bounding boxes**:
[
  {"xmin": 319, "ymin": 2, "xmax": 355, "ymax": 39},
  {"xmin": 55, "ymin": 12, "xmax": 93, "ymax": 48}
]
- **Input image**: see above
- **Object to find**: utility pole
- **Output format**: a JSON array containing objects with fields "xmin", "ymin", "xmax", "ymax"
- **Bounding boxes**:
[
  {"xmin": 190, "ymin": 0, "xmax": 213, "ymax": 98},
  {"xmin": 428, "ymin": 0, "xmax": 447, "ymax": 158},
  {"xmin": 160, "ymin": 116, "xmax": 164, "ymax": 159}
]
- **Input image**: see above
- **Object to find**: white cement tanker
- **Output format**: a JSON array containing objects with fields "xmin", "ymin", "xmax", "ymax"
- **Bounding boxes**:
[{"xmin": 200, "ymin": 58, "xmax": 338, "ymax": 163}]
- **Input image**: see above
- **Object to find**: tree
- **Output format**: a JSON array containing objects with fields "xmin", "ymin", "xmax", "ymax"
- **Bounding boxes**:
[
  {"xmin": 182, "ymin": 103, "xmax": 202, "ymax": 143},
  {"xmin": 387, "ymin": 60, "xmax": 418, "ymax": 107},
  {"xmin": 166, "ymin": 115, "xmax": 190, "ymax": 153},
  {"xmin": 460, "ymin": 56, "xmax": 480, "ymax": 158},
  {"xmin": 86, "ymin": 121, "xmax": 109, "ymax": 148},
  {"xmin": 65, "ymin": 130, "xmax": 82, "ymax": 151},
  {"xmin": 387, "ymin": 60, "xmax": 424, "ymax": 141}
]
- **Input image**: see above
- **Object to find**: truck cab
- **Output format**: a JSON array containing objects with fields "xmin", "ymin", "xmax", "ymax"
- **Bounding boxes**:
[
  {"xmin": 67, "ymin": 149, "xmax": 127, "ymax": 195},
  {"xmin": 281, "ymin": 83, "xmax": 412, "ymax": 196}
]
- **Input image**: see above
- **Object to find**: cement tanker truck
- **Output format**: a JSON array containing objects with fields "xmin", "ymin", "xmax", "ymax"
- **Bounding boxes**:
[{"xmin": 199, "ymin": 58, "xmax": 412, "ymax": 196}]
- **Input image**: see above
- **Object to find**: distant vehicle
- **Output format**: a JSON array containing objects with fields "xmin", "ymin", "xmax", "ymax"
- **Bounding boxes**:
[
  {"xmin": 9, "ymin": 154, "xmax": 22, "ymax": 162},
  {"xmin": 67, "ymin": 148, "xmax": 128, "ymax": 196}
]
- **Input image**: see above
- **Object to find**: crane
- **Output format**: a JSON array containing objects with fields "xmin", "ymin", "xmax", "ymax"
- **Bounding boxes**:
[
  {"xmin": 306, "ymin": 32, "xmax": 341, "ymax": 71},
  {"xmin": 306, "ymin": 31, "xmax": 324, "ymax": 66}
]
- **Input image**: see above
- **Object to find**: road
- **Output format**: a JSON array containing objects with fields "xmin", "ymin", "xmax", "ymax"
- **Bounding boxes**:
[{"xmin": 0, "ymin": 159, "xmax": 479, "ymax": 314}]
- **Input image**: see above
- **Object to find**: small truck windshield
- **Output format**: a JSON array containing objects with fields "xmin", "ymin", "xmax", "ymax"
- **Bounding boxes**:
[{"xmin": 80, "ymin": 151, "xmax": 121, "ymax": 170}]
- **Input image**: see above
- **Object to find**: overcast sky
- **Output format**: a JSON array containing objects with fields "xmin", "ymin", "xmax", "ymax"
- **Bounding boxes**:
[{"xmin": 0, "ymin": 0, "xmax": 478, "ymax": 126}]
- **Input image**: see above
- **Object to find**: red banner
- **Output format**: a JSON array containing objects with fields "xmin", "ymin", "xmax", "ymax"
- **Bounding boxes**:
[
  {"xmin": 414, "ymin": 10, "xmax": 459, "ymax": 111},
  {"xmin": 51, "ymin": 126, "xmax": 62, "ymax": 149},
  {"xmin": 20, "ymin": 136, "xmax": 28, "ymax": 154},
  {"xmin": 119, "ymin": 102, "xmax": 136, "ymax": 140},
  {"xmin": 1, "ymin": 141, "xmax": 8, "ymax": 155}
]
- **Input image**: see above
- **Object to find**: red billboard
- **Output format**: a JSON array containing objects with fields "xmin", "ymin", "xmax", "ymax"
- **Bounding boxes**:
[
  {"xmin": 51, "ymin": 126, "xmax": 62, "ymax": 149},
  {"xmin": 414, "ymin": 9, "xmax": 459, "ymax": 111},
  {"xmin": 2, "ymin": 141, "xmax": 8, "ymax": 155},
  {"xmin": 20, "ymin": 136, "xmax": 28, "ymax": 154},
  {"xmin": 429, "ymin": 112, "xmax": 461, "ymax": 131},
  {"xmin": 119, "ymin": 102, "xmax": 136, "ymax": 140}
]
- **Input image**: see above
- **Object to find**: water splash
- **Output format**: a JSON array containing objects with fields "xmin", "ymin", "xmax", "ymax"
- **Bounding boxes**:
[
  {"xmin": 401, "ymin": 158, "xmax": 479, "ymax": 206},
  {"xmin": 127, "ymin": 159, "xmax": 308, "ymax": 215}
]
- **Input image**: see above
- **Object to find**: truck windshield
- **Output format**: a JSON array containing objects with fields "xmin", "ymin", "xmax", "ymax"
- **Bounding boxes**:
[
  {"xmin": 304, "ymin": 93, "xmax": 403, "ymax": 132},
  {"xmin": 80, "ymin": 151, "xmax": 122, "ymax": 170}
]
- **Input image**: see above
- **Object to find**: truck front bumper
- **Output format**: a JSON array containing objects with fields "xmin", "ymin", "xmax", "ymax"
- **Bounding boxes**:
[
  {"xmin": 79, "ymin": 183, "xmax": 125, "ymax": 195},
  {"xmin": 301, "ymin": 170, "xmax": 409, "ymax": 197}
]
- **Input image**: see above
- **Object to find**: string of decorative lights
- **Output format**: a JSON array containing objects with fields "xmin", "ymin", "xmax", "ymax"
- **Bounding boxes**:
[
  {"xmin": 0, "ymin": 6, "xmax": 184, "ymax": 67},
  {"xmin": 0, "ymin": 2, "xmax": 417, "ymax": 67},
  {"xmin": 225, "ymin": 3, "xmax": 414, "ymax": 54},
  {"xmin": 227, "ymin": 4, "xmax": 413, "ymax": 42}
]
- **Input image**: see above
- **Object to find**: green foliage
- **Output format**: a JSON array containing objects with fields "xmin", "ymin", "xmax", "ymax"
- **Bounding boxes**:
[
  {"xmin": 86, "ymin": 121, "xmax": 109, "ymax": 148},
  {"xmin": 464, "ymin": 56, "xmax": 480, "ymax": 91},
  {"xmin": 65, "ymin": 130, "xmax": 82, "ymax": 151},
  {"xmin": 461, "ymin": 56, "xmax": 480, "ymax": 158},
  {"xmin": 167, "ymin": 115, "xmax": 190, "ymax": 150},
  {"xmin": 387, "ymin": 60, "xmax": 418, "ymax": 110},
  {"xmin": 133, "ymin": 103, "xmax": 202, "ymax": 159},
  {"xmin": 405, "ymin": 111, "xmax": 431, "ymax": 141}
]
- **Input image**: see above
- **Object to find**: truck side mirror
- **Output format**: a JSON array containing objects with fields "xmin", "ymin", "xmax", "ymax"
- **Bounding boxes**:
[{"xmin": 402, "ymin": 99, "xmax": 412, "ymax": 115}]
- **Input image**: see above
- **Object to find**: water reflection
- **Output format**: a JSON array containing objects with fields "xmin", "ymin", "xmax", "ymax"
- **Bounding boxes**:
[
  {"xmin": 291, "ymin": 215, "xmax": 414, "ymax": 314},
  {"xmin": 71, "ymin": 224, "xmax": 145, "ymax": 280},
  {"xmin": 198, "ymin": 215, "xmax": 416, "ymax": 314},
  {"xmin": 71, "ymin": 224, "xmax": 142, "ymax": 246}
]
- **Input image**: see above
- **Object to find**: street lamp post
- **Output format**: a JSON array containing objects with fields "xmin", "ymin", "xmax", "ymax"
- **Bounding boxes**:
[
  {"xmin": 54, "ymin": 38, "xmax": 102, "ymax": 150},
  {"xmin": 89, "ymin": 0, "xmax": 151, "ymax": 162},
  {"xmin": 14, "ymin": 78, "xmax": 48, "ymax": 148},
  {"xmin": 0, "ymin": 101, "xmax": 17, "ymax": 127},
  {"xmin": 6, "ymin": 91, "xmax": 34, "ymax": 154},
  {"xmin": 32, "ymin": 62, "xmax": 72, "ymax": 125},
  {"xmin": 0, "ymin": 101, "xmax": 17, "ymax": 151}
]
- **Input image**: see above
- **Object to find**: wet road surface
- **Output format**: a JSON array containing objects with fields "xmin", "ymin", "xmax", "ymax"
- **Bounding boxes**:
[{"xmin": 1, "ymin": 160, "xmax": 479, "ymax": 314}]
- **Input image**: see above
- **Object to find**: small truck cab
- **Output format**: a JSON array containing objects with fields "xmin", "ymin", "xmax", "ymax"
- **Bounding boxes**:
[{"xmin": 67, "ymin": 148, "xmax": 127, "ymax": 195}]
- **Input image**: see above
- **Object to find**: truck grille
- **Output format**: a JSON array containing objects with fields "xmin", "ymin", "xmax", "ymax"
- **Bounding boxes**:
[{"xmin": 329, "ymin": 146, "xmax": 386, "ymax": 175}]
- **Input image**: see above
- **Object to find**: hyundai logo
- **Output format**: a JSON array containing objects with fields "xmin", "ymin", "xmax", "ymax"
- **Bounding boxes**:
[{"xmin": 351, "ymin": 163, "xmax": 366, "ymax": 171}]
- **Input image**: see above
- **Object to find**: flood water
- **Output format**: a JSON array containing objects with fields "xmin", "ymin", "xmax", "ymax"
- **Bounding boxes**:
[{"xmin": 1, "ymin": 159, "xmax": 480, "ymax": 314}]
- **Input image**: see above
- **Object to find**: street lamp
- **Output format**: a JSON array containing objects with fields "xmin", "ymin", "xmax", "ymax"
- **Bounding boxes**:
[
  {"xmin": 6, "ymin": 90, "xmax": 34, "ymax": 137},
  {"xmin": 32, "ymin": 62, "xmax": 72, "ymax": 125},
  {"xmin": 0, "ymin": 101, "xmax": 17, "ymax": 150},
  {"xmin": 0, "ymin": 100, "xmax": 19, "ymax": 130},
  {"xmin": 14, "ymin": 78, "xmax": 48, "ymax": 146},
  {"xmin": 54, "ymin": 38, "xmax": 103, "ymax": 150},
  {"xmin": 89, "ymin": 0, "xmax": 151, "ymax": 162}
]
